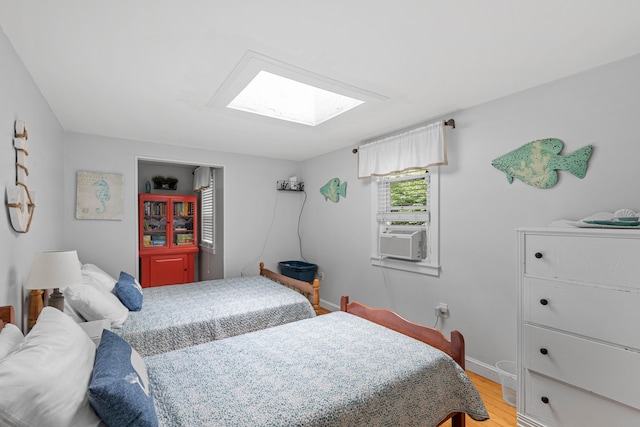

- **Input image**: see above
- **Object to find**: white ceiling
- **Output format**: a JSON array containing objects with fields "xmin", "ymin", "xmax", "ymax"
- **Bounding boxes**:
[{"xmin": 2, "ymin": 1, "xmax": 640, "ymax": 161}]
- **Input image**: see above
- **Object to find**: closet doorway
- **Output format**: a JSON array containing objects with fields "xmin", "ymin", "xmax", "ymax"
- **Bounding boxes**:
[{"xmin": 137, "ymin": 158, "xmax": 224, "ymax": 282}]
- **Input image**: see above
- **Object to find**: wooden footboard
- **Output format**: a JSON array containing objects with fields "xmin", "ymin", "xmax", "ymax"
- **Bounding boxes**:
[
  {"xmin": 340, "ymin": 296, "xmax": 467, "ymax": 427},
  {"xmin": 259, "ymin": 262, "xmax": 321, "ymax": 315}
]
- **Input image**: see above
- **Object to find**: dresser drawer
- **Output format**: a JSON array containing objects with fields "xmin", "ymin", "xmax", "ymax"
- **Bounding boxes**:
[
  {"xmin": 524, "ymin": 371, "xmax": 640, "ymax": 426},
  {"xmin": 524, "ymin": 325, "xmax": 640, "ymax": 410},
  {"xmin": 524, "ymin": 234, "xmax": 640, "ymax": 290},
  {"xmin": 524, "ymin": 277, "xmax": 640, "ymax": 349}
]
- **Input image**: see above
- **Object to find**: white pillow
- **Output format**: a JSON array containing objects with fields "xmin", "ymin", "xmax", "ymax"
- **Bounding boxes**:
[
  {"xmin": 82, "ymin": 263, "xmax": 118, "ymax": 293},
  {"xmin": 0, "ymin": 323, "xmax": 24, "ymax": 359},
  {"xmin": 66, "ymin": 284, "xmax": 129, "ymax": 328},
  {"xmin": 0, "ymin": 307, "xmax": 102, "ymax": 427},
  {"xmin": 63, "ymin": 295, "xmax": 86, "ymax": 323}
]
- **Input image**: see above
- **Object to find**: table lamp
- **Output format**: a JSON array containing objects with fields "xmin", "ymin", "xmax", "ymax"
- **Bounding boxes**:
[{"xmin": 24, "ymin": 250, "xmax": 82, "ymax": 328}]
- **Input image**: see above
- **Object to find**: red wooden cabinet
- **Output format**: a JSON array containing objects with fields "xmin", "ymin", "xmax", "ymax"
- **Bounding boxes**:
[{"xmin": 139, "ymin": 194, "xmax": 198, "ymax": 287}]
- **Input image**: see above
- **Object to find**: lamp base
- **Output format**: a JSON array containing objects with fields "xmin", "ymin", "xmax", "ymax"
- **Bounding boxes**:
[
  {"xmin": 48, "ymin": 288, "xmax": 65, "ymax": 312},
  {"xmin": 28, "ymin": 289, "xmax": 44, "ymax": 330}
]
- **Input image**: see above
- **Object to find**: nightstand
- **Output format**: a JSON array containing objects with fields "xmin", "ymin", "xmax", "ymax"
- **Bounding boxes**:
[{"xmin": 79, "ymin": 319, "xmax": 111, "ymax": 346}]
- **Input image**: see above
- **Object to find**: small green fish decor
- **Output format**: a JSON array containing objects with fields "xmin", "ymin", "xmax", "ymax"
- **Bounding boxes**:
[
  {"xmin": 491, "ymin": 138, "xmax": 593, "ymax": 189},
  {"xmin": 320, "ymin": 178, "xmax": 347, "ymax": 203}
]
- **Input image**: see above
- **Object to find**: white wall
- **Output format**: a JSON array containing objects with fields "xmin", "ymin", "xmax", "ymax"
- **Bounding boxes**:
[
  {"xmin": 62, "ymin": 132, "xmax": 304, "ymax": 281},
  {"xmin": 0, "ymin": 27, "xmax": 65, "ymax": 328},
  {"xmin": 300, "ymin": 53, "xmax": 640, "ymax": 379}
]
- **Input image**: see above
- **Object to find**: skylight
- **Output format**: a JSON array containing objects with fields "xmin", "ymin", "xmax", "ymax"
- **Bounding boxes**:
[{"xmin": 227, "ymin": 71, "xmax": 364, "ymax": 126}]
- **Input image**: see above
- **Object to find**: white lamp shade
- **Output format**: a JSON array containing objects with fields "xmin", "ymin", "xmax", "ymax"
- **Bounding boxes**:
[{"xmin": 24, "ymin": 251, "xmax": 82, "ymax": 290}]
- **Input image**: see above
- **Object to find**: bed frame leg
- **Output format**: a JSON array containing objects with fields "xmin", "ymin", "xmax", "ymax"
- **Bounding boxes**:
[
  {"xmin": 451, "ymin": 412, "xmax": 465, "ymax": 427},
  {"xmin": 311, "ymin": 278, "xmax": 320, "ymax": 314},
  {"xmin": 340, "ymin": 295, "xmax": 349, "ymax": 311}
]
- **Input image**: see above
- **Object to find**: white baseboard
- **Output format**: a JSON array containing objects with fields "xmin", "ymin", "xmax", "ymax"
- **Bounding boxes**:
[
  {"xmin": 465, "ymin": 356, "xmax": 501, "ymax": 383},
  {"xmin": 320, "ymin": 299, "xmax": 340, "ymax": 311}
]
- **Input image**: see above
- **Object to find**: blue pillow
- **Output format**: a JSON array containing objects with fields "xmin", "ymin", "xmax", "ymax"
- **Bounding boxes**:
[
  {"xmin": 115, "ymin": 271, "xmax": 143, "ymax": 311},
  {"xmin": 88, "ymin": 330, "xmax": 158, "ymax": 427}
]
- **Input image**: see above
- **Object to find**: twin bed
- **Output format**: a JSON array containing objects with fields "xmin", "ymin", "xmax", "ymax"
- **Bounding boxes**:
[
  {"xmin": 68, "ymin": 262, "xmax": 320, "ymax": 356},
  {"xmin": 0, "ymin": 296, "xmax": 488, "ymax": 426},
  {"xmin": 114, "ymin": 263, "xmax": 320, "ymax": 356}
]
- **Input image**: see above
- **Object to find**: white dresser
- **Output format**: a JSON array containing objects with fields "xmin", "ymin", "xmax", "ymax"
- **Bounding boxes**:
[{"xmin": 517, "ymin": 227, "xmax": 640, "ymax": 427}]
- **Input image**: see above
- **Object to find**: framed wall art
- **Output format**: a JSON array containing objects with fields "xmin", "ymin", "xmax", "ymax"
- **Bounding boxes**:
[{"xmin": 75, "ymin": 171, "xmax": 124, "ymax": 220}]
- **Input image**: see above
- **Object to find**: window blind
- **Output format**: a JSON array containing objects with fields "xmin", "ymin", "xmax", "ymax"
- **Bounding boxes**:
[
  {"xmin": 200, "ymin": 171, "xmax": 214, "ymax": 248},
  {"xmin": 377, "ymin": 173, "xmax": 430, "ymax": 225}
]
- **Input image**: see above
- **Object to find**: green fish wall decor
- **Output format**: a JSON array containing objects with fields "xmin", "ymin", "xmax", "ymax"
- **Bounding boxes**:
[
  {"xmin": 491, "ymin": 138, "xmax": 592, "ymax": 188},
  {"xmin": 320, "ymin": 178, "xmax": 347, "ymax": 203}
]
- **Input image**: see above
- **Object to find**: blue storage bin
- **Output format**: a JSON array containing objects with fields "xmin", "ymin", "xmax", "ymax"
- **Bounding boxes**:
[{"xmin": 278, "ymin": 260, "xmax": 317, "ymax": 283}]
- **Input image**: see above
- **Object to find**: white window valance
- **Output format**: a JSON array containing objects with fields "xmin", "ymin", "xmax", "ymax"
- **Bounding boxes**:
[
  {"xmin": 193, "ymin": 166, "xmax": 212, "ymax": 192},
  {"xmin": 357, "ymin": 120, "xmax": 447, "ymax": 178}
]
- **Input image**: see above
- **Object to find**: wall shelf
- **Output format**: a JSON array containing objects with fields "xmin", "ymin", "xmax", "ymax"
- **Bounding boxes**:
[{"xmin": 277, "ymin": 180, "xmax": 304, "ymax": 191}]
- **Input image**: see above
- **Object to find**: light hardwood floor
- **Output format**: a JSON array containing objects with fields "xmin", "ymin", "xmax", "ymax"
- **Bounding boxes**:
[{"xmin": 466, "ymin": 371, "xmax": 517, "ymax": 427}]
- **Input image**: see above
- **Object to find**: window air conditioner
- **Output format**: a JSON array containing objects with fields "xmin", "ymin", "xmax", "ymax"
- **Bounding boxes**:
[{"xmin": 379, "ymin": 229, "xmax": 425, "ymax": 261}]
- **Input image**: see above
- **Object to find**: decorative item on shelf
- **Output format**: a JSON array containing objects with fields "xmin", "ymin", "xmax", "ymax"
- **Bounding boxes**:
[
  {"xmin": 6, "ymin": 120, "xmax": 36, "ymax": 233},
  {"xmin": 152, "ymin": 175, "xmax": 178, "ymax": 190},
  {"xmin": 288, "ymin": 176, "xmax": 299, "ymax": 190},
  {"xmin": 277, "ymin": 180, "xmax": 305, "ymax": 191},
  {"xmin": 145, "ymin": 180, "xmax": 151, "ymax": 193},
  {"xmin": 152, "ymin": 176, "xmax": 165, "ymax": 189},
  {"xmin": 24, "ymin": 250, "xmax": 82, "ymax": 329},
  {"xmin": 568, "ymin": 208, "xmax": 640, "ymax": 229},
  {"xmin": 491, "ymin": 138, "xmax": 593, "ymax": 188},
  {"xmin": 320, "ymin": 177, "xmax": 347, "ymax": 202},
  {"xmin": 165, "ymin": 177, "xmax": 178, "ymax": 190}
]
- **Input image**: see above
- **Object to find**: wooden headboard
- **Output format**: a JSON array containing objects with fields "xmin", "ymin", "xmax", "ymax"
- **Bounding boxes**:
[
  {"xmin": 0, "ymin": 305, "xmax": 15, "ymax": 331},
  {"xmin": 340, "ymin": 296, "xmax": 465, "ymax": 368}
]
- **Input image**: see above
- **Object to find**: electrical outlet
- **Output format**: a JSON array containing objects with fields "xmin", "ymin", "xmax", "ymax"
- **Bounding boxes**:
[
  {"xmin": 318, "ymin": 271, "xmax": 324, "ymax": 281},
  {"xmin": 435, "ymin": 302, "xmax": 449, "ymax": 318}
]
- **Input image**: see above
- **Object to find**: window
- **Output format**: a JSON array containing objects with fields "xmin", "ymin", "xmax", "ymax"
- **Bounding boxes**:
[
  {"xmin": 200, "ymin": 172, "xmax": 215, "ymax": 251},
  {"xmin": 378, "ymin": 170, "xmax": 429, "ymax": 227},
  {"xmin": 371, "ymin": 168, "xmax": 440, "ymax": 276},
  {"xmin": 227, "ymin": 71, "xmax": 364, "ymax": 126}
]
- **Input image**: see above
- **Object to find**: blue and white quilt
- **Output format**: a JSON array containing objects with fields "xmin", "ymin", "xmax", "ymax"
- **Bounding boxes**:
[
  {"xmin": 115, "ymin": 275, "xmax": 316, "ymax": 357},
  {"xmin": 146, "ymin": 312, "xmax": 489, "ymax": 426}
]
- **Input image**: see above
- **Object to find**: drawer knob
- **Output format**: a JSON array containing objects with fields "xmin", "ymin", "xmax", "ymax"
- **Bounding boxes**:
[
  {"xmin": 540, "ymin": 298, "xmax": 549, "ymax": 306},
  {"xmin": 534, "ymin": 252, "xmax": 543, "ymax": 259},
  {"xmin": 541, "ymin": 396, "xmax": 550, "ymax": 404},
  {"xmin": 540, "ymin": 348, "xmax": 548, "ymax": 355}
]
